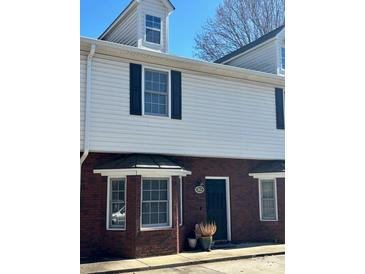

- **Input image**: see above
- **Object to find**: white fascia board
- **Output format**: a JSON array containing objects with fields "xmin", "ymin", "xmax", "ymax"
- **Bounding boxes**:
[
  {"xmin": 80, "ymin": 37, "xmax": 285, "ymax": 87},
  {"xmin": 94, "ymin": 168, "xmax": 192, "ymax": 177},
  {"xmin": 249, "ymin": 172, "xmax": 285, "ymax": 179}
]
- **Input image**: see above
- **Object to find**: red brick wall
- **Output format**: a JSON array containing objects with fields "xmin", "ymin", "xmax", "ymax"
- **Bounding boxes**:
[{"xmin": 80, "ymin": 153, "xmax": 285, "ymax": 259}]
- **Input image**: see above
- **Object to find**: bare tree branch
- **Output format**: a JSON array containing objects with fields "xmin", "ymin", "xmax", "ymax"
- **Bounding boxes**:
[{"xmin": 194, "ymin": 0, "xmax": 285, "ymax": 61}]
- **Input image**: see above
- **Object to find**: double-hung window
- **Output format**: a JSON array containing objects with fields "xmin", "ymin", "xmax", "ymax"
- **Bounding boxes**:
[
  {"xmin": 144, "ymin": 69, "xmax": 168, "ymax": 116},
  {"xmin": 259, "ymin": 179, "xmax": 278, "ymax": 221},
  {"xmin": 141, "ymin": 178, "xmax": 170, "ymax": 228},
  {"xmin": 145, "ymin": 15, "xmax": 161, "ymax": 44},
  {"xmin": 108, "ymin": 178, "xmax": 126, "ymax": 229},
  {"xmin": 281, "ymin": 47, "xmax": 285, "ymax": 70}
]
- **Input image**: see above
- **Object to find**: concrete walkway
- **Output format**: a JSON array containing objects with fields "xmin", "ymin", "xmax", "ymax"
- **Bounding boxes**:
[{"xmin": 80, "ymin": 243, "xmax": 285, "ymax": 274}]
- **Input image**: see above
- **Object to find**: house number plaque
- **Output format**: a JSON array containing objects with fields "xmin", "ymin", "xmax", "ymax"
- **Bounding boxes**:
[{"xmin": 195, "ymin": 185, "xmax": 205, "ymax": 194}]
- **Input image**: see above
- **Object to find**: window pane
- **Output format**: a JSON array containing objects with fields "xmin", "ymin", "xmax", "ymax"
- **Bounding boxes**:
[
  {"xmin": 146, "ymin": 29, "xmax": 160, "ymax": 44},
  {"xmin": 262, "ymin": 181, "xmax": 274, "ymax": 199},
  {"xmin": 151, "ymin": 180, "xmax": 159, "ymax": 190},
  {"xmin": 151, "ymin": 190, "xmax": 159, "ymax": 200},
  {"xmin": 160, "ymin": 190, "xmax": 167, "ymax": 200},
  {"xmin": 159, "ymin": 213, "xmax": 167, "ymax": 223},
  {"xmin": 142, "ymin": 202, "xmax": 149, "ymax": 213},
  {"xmin": 143, "ymin": 190, "xmax": 150, "ymax": 201},
  {"xmin": 142, "ymin": 213, "xmax": 150, "ymax": 225},
  {"xmin": 159, "ymin": 202, "xmax": 167, "ymax": 213},
  {"xmin": 143, "ymin": 180, "xmax": 151, "ymax": 190},
  {"xmin": 151, "ymin": 213, "xmax": 158, "ymax": 224},
  {"xmin": 151, "ymin": 202, "xmax": 158, "ymax": 213},
  {"xmin": 118, "ymin": 191, "xmax": 124, "ymax": 201},
  {"xmin": 159, "ymin": 180, "xmax": 167, "ymax": 190},
  {"xmin": 112, "ymin": 181, "xmax": 118, "ymax": 190}
]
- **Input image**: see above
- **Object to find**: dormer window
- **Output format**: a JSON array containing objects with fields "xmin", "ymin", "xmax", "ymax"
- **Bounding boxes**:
[
  {"xmin": 145, "ymin": 15, "xmax": 161, "ymax": 44},
  {"xmin": 281, "ymin": 47, "xmax": 285, "ymax": 70}
]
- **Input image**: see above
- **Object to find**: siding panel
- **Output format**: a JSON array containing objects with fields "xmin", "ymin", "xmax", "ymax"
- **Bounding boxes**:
[
  {"xmin": 226, "ymin": 39, "xmax": 278, "ymax": 74},
  {"xmin": 82, "ymin": 55, "xmax": 284, "ymax": 159}
]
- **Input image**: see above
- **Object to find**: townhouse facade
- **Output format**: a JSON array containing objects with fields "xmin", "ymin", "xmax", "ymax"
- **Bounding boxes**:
[{"xmin": 80, "ymin": 0, "xmax": 285, "ymax": 259}]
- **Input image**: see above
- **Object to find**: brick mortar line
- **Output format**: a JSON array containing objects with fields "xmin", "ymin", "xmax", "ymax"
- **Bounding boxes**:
[{"xmin": 83, "ymin": 251, "xmax": 285, "ymax": 274}]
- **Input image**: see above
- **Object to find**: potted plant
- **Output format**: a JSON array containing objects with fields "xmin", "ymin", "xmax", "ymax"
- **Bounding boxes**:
[
  {"xmin": 196, "ymin": 222, "xmax": 217, "ymax": 251},
  {"xmin": 187, "ymin": 230, "xmax": 197, "ymax": 249}
]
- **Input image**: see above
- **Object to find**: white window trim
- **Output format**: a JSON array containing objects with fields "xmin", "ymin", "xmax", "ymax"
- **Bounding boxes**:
[
  {"xmin": 280, "ymin": 47, "xmax": 285, "ymax": 70},
  {"xmin": 140, "ymin": 176, "xmax": 173, "ymax": 231},
  {"xmin": 141, "ymin": 65, "xmax": 171, "ymax": 118},
  {"xmin": 144, "ymin": 14, "xmax": 162, "ymax": 45},
  {"xmin": 205, "ymin": 176, "xmax": 231, "ymax": 241},
  {"xmin": 106, "ymin": 177, "xmax": 127, "ymax": 231},
  {"xmin": 258, "ymin": 178, "xmax": 279, "ymax": 222}
]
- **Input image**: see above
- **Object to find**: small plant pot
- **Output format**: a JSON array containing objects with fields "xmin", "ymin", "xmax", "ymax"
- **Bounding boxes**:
[
  {"xmin": 200, "ymin": 236, "xmax": 213, "ymax": 251},
  {"xmin": 187, "ymin": 238, "xmax": 197, "ymax": 249}
]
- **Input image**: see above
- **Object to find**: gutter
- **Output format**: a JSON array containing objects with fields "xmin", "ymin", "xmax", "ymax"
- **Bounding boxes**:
[{"xmin": 80, "ymin": 44, "xmax": 96, "ymax": 168}]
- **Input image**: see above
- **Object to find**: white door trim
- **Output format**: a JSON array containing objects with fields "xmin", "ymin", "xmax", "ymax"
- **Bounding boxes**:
[{"xmin": 205, "ymin": 176, "xmax": 231, "ymax": 241}]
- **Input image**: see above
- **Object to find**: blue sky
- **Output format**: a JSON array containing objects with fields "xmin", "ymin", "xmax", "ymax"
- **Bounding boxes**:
[{"xmin": 80, "ymin": 0, "xmax": 223, "ymax": 58}]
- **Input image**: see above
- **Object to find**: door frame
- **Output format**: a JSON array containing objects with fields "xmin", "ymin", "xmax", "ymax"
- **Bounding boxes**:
[{"xmin": 205, "ymin": 176, "xmax": 231, "ymax": 241}]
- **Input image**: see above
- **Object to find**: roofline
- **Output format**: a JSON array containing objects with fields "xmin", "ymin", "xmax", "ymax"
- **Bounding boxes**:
[
  {"xmin": 98, "ymin": 0, "xmax": 138, "ymax": 40},
  {"xmin": 215, "ymin": 25, "xmax": 285, "ymax": 64},
  {"xmin": 80, "ymin": 37, "xmax": 285, "ymax": 87},
  {"xmin": 98, "ymin": 0, "xmax": 175, "ymax": 40}
]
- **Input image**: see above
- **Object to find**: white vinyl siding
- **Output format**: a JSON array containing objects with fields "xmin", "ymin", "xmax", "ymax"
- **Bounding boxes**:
[
  {"xmin": 226, "ymin": 39, "xmax": 278, "ymax": 74},
  {"xmin": 102, "ymin": 6, "xmax": 138, "ymax": 46},
  {"xmin": 80, "ymin": 53, "xmax": 87, "ymax": 148},
  {"xmin": 82, "ymin": 54, "xmax": 284, "ymax": 160},
  {"xmin": 259, "ymin": 179, "xmax": 278, "ymax": 221}
]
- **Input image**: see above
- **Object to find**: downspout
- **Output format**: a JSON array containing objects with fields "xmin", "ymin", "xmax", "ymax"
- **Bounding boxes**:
[{"xmin": 80, "ymin": 44, "xmax": 96, "ymax": 168}]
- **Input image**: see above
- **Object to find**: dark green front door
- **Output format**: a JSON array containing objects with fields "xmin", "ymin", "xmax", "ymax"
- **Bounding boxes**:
[{"xmin": 205, "ymin": 179, "xmax": 227, "ymax": 240}]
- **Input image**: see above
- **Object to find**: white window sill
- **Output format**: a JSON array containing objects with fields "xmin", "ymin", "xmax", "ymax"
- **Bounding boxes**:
[
  {"xmin": 106, "ymin": 227, "xmax": 126, "ymax": 231},
  {"xmin": 140, "ymin": 226, "xmax": 172, "ymax": 231},
  {"xmin": 260, "ymin": 219, "xmax": 278, "ymax": 222}
]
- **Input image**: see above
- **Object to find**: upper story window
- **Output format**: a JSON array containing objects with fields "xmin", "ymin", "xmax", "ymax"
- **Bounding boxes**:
[
  {"xmin": 144, "ymin": 68, "xmax": 169, "ymax": 117},
  {"xmin": 281, "ymin": 47, "xmax": 285, "ymax": 70},
  {"xmin": 145, "ymin": 15, "xmax": 161, "ymax": 44},
  {"xmin": 107, "ymin": 178, "xmax": 126, "ymax": 229},
  {"xmin": 259, "ymin": 179, "xmax": 278, "ymax": 221}
]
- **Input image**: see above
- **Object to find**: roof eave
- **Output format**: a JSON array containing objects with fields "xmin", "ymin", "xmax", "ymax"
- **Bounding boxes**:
[{"xmin": 80, "ymin": 37, "xmax": 285, "ymax": 87}]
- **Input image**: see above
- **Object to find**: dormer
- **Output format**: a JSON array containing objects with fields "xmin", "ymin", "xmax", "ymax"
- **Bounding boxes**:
[{"xmin": 99, "ymin": 0, "xmax": 175, "ymax": 53}]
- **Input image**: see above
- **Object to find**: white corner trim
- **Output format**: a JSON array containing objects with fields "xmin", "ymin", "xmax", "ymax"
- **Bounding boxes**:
[
  {"xmin": 94, "ymin": 168, "xmax": 191, "ymax": 177},
  {"xmin": 205, "ymin": 176, "xmax": 231, "ymax": 241},
  {"xmin": 249, "ymin": 172, "xmax": 285, "ymax": 179}
]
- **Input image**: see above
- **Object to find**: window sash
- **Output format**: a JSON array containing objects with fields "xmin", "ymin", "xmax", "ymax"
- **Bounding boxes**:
[
  {"xmin": 144, "ymin": 69, "xmax": 169, "ymax": 116},
  {"xmin": 141, "ymin": 178, "xmax": 170, "ymax": 228},
  {"xmin": 281, "ymin": 48, "xmax": 285, "ymax": 69},
  {"xmin": 145, "ymin": 15, "xmax": 161, "ymax": 44},
  {"xmin": 108, "ymin": 178, "xmax": 126, "ymax": 229},
  {"xmin": 260, "ymin": 180, "xmax": 277, "ymax": 221}
]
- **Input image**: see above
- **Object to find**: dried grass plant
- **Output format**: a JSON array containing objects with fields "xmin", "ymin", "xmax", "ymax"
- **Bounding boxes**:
[{"xmin": 196, "ymin": 222, "xmax": 217, "ymax": 237}]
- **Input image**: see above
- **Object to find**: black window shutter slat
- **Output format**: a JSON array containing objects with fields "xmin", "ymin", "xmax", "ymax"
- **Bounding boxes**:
[
  {"xmin": 171, "ymin": 70, "xmax": 182, "ymax": 119},
  {"xmin": 275, "ymin": 88, "xmax": 285, "ymax": 129},
  {"xmin": 130, "ymin": 63, "xmax": 142, "ymax": 115}
]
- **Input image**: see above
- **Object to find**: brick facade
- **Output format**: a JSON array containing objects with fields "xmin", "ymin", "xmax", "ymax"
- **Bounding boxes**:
[{"xmin": 80, "ymin": 153, "xmax": 285, "ymax": 259}]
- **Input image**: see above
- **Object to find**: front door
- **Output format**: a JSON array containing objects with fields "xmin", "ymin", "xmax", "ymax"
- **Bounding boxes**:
[{"xmin": 205, "ymin": 179, "xmax": 227, "ymax": 241}]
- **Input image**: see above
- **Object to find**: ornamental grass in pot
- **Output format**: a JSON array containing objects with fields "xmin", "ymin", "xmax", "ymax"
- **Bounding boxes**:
[{"xmin": 195, "ymin": 222, "xmax": 217, "ymax": 251}]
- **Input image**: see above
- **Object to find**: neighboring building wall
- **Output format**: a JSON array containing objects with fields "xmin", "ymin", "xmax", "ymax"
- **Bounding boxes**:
[
  {"xmin": 225, "ymin": 39, "xmax": 278, "ymax": 74},
  {"xmin": 79, "ymin": 53, "xmax": 284, "ymax": 160},
  {"xmin": 102, "ymin": 5, "xmax": 138, "ymax": 46},
  {"xmin": 80, "ymin": 153, "xmax": 285, "ymax": 259}
]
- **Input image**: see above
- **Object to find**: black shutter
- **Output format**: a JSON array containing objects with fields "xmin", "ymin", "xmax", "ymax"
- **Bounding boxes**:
[
  {"xmin": 130, "ymin": 63, "xmax": 142, "ymax": 115},
  {"xmin": 275, "ymin": 88, "xmax": 285, "ymax": 129},
  {"xmin": 171, "ymin": 70, "xmax": 182, "ymax": 119}
]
